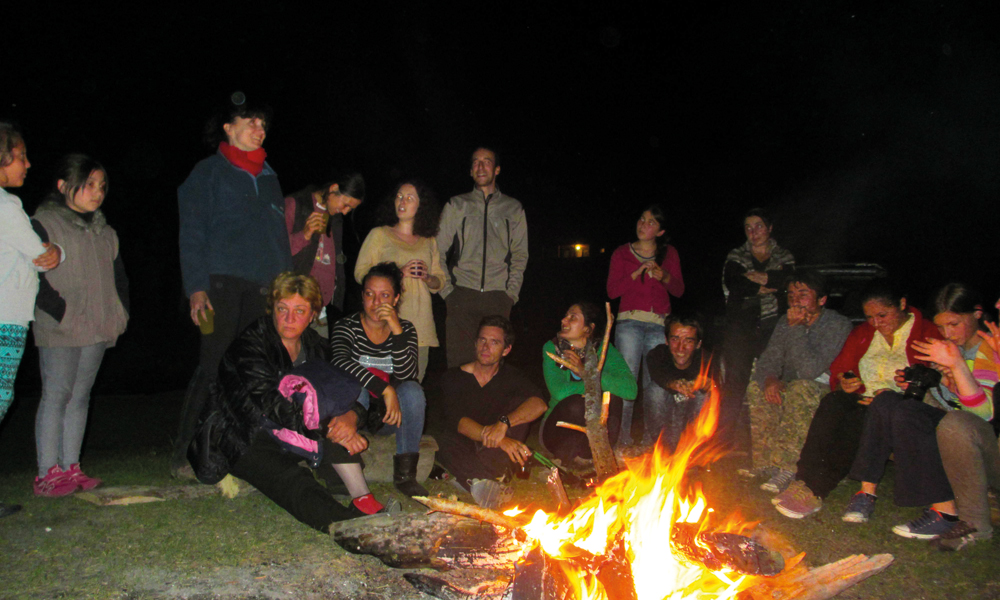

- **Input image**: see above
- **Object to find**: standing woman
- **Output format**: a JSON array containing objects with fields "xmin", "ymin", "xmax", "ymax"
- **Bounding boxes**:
[
  {"xmin": 721, "ymin": 208, "xmax": 794, "ymax": 437},
  {"xmin": 285, "ymin": 173, "xmax": 365, "ymax": 333},
  {"xmin": 606, "ymin": 204, "xmax": 684, "ymax": 445},
  {"xmin": 354, "ymin": 180, "xmax": 445, "ymax": 381},
  {"xmin": 0, "ymin": 123, "xmax": 62, "ymax": 512},
  {"xmin": 32, "ymin": 154, "xmax": 128, "ymax": 496},
  {"xmin": 330, "ymin": 262, "xmax": 427, "ymax": 496},
  {"xmin": 173, "ymin": 95, "xmax": 291, "ymax": 476}
]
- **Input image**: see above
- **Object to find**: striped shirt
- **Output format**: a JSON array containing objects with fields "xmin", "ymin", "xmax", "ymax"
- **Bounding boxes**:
[{"xmin": 330, "ymin": 312, "xmax": 418, "ymax": 395}]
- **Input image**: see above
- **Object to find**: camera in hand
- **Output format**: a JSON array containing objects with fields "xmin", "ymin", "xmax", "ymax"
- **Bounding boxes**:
[{"xmin": 900, "ymin": 364, "xmax": 942, "ymax": 401}]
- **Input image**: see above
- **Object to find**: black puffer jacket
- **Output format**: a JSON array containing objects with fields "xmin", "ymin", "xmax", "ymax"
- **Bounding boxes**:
[{"xmin": 189, "ymin": 315, "xmax": 366, "ymax": 483}]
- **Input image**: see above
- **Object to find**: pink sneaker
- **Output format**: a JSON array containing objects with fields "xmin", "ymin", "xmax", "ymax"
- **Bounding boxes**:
[
  {"xmin": 64, "ymin": 464, "xmax": 102, "ymax": 491},
  {"xmin": 33, "ymin": 465, "xmax": 79, "ymax": 497}
]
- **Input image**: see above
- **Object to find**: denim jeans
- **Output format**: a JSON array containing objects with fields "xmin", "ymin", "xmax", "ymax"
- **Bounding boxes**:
[
  {"xmin": 35, "ymin": 343, "xmax": 108, "ymax": 477},
  {"xmin": 614, "ymin": 318, "xmax": 665, "ymax": 445},
  {"xmin": 356, "ymin": 380, "xmax": 426, "ymax": 454}
]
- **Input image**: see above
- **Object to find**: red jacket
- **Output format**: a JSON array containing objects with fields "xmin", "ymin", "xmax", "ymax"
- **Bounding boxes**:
[
  {"xmin": 606, "ymin": 243, "xmax": 685, "ymax": 315},
  {"xmin": 828, "ymin": 307, "xmax": 941, "ymax": 395}
]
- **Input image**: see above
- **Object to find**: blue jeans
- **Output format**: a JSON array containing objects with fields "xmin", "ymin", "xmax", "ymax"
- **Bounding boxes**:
[
  {"xmin": 356, "ymin": 380, "xmax": 426, "ymax": 454},
  {"xmin": 35, "ymin": 343, "xmax": 108, "ymax": 476},
  {"xmin": 614, "ymin": 319, "xmax": 665, "ymax": 445}
]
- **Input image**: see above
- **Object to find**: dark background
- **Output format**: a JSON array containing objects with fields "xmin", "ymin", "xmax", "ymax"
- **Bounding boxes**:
[{"xmin": 5, "ymin": 2, "xmax": 999, "ymax": 396}]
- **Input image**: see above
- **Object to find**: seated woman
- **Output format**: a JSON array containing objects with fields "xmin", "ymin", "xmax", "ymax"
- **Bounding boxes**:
[
  {"xmin": 844, "ymin": 283, "xmax": 997, "ymax": 540},
  {"xmin": 540, "ymin": 301, "xmax": 638, "ymax": 466},
  {"xmin": 773, "ymin": 281, "xmax": 940, "ymax": 520},
  {"xmin": 190, "ymin": 273, "xmax": 388, "ymax": 532},
  {"xmin": 330, "ymin": 262, "xmax": 427, "ymax": 496}
]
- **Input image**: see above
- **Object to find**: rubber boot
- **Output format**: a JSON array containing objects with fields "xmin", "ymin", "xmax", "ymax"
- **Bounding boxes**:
[{"xmin": 393, "ymin": 453, "xmax": 428, "ymax": 497}]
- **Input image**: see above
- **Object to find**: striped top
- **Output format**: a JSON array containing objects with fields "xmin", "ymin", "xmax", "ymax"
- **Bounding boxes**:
[
  {"xmin": 330, "ymin": 311, "xmax": 418, "ymax": 395},
  {"xmin": 928, "ymin": 340, "xmax": 998, "ymax": 422}
]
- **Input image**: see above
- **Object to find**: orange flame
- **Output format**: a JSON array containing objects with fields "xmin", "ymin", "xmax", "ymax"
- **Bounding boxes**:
[{"xmin": 520, "ymin": 361, "xmax": 762, "ymax": 599}]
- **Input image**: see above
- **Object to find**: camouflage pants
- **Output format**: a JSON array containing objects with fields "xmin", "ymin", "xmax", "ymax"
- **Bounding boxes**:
[{"xmin": 747, "ymin": 379, "xmax": 825, "ymax": 471}]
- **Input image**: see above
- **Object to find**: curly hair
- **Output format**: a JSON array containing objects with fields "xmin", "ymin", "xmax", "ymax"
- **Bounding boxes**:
[
  {"xmin": 379, "ymin": 179, "xmax": 441, "ymax": 238},
  {"xmin": 267, "ymin": 272, "xmax": 324, "ymax": 314},
  {"xmin": 0, "ymin": 121, "xmax": 24, "ymax": 168}
]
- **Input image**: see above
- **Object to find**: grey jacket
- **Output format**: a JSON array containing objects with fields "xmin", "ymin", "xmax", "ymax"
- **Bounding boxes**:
[
  {"xmin": 752, "ymin": 308, "xmax": 852, "ymax": 387},
  {"xmin": 436, "ymin": 188, "xmax": 528, "ymax": 302},
  {"xmin": 32, "ymin": 200, "xmax": 128, "ymax": 347}
]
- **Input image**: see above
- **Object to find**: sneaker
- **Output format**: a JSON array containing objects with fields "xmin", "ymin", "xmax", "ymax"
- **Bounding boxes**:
[
  {"xmin": 932, "ymin": 520, "xmax": 985, "ymax": 551},
  {"xmin": 33, "ymin": 465, "xmax": 78, "ymax": 497},
  {"xmin": 774, "ymin": 480, "xmax": 823, "ymax": 519},
  {"xmin": 64, "ymin": 464, "xmax": 101, "ymax": 491},
  {"xmin": 892, "ymin": 508, "xmax": 960, "ymax": 540},
  {"xmin": 468, "ymin": 479, "xmax": 514, "ymax": 510},
  {"xmin": 760, "ymin": 469, "xmax": 795, "ymax": 494},
  {"xmin": 842, "ymin": 492, "xmax": 877, "ymax": 523}
]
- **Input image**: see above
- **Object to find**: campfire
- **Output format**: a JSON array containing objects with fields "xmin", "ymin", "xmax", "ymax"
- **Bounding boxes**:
[{"xmin": 331, "ymin": 304, "xmax": 893, "ymax": 599}]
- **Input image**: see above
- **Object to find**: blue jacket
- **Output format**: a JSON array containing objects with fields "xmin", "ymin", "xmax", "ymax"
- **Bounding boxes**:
[{"xmin": 178, "ymin": 151, "xmax": 292, "ymax": 296}]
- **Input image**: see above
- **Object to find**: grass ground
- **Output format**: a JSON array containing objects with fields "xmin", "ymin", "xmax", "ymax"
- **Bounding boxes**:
[{"xmin": 1, "ymin": 391, "xmax": 997, "ymax": 599}]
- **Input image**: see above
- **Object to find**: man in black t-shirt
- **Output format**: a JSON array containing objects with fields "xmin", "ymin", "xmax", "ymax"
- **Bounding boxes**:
[
  {"xmin": 646, "ymin": 315, "xmax": 719, "ymax": 449},
  {"xmin": 434, "ymin": 316, "xmax": 547, "ymax": 497}
]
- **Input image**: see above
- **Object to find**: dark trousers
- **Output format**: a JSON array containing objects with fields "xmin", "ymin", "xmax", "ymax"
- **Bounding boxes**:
[
  {"xmin": 796, "ymin": 390, "xmax": 869, "ymax": 498},
  {"xmin": 848, "ymin": 392, "xmax": 952, "ymax": 506},
  {"xmin": 444, "ymin": 287, "xmax": 513, "ymax": 369},
  {"xmin": 172, "ymin": 275, "xmax": 269, "ymax": 467},
  {"xmin": 230, "ymin": 431, "xmax": 361, "ymax": 532},
  {"xmin": 539, "ymin": 394, "xmax": 623, "ymax": 464},
  {"xmin": 435, "ymin": 421, "xmax": 531, "ymax": 490},
  {"xmin": 721, "ymin": 314, "xmax": 777, "ymax": 444}
]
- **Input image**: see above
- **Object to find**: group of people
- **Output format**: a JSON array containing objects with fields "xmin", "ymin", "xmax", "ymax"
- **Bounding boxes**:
[{"xmin": 3, "ymin": 95, "xmax": 999, "ymax": 554}]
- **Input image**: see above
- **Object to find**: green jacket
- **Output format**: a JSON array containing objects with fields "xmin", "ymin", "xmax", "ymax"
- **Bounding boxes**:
[{"xmin": 542, "ymin": 340, "xmax": 637, "ymax": 418}]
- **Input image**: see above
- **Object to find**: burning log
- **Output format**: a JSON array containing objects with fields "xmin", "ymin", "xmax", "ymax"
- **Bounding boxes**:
[
  {"xmin": 329, "ymin": 512, "xmax": 522, "ymax": 570},
  {"xmin": 670, "ymin": 523, "xmax": 784, "ymax": 576},
  {"xmin": 413, "ymin": 495, "xmax": 527, "ymax": 531},
  {"xmin": 742, "ymin": 552, "xmax": 894, "ymax": 600}
]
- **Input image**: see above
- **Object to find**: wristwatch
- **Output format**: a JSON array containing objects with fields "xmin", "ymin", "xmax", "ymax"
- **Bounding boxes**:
[{"xmin": 498, "ymin": 415, "xmax": 511, "ymax": 428}]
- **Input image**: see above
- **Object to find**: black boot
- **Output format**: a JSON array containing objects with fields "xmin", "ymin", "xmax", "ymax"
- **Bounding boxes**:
[{"xmin": 393, "ymin": 453, "xmax": 428, "ymax": 497}]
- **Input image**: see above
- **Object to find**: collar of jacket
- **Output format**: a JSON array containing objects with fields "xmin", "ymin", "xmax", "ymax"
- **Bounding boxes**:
[{"xmin": 36, "ymin": 198, "xmax": 109, "ymax": 233}]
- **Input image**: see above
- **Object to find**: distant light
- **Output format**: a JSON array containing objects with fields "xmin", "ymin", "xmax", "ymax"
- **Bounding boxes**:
[{"xmin": 574, "ymin": 245, "xmax": 581, "ymax": 251}]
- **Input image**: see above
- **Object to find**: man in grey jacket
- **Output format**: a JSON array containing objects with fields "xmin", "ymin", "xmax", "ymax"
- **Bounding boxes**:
[
  {"xmin": 745, "ymin": 271, "xmax": 852, "ymax": 493},
  {"xmin": 437, "ymin": 148, "xmax": 528, "ymax": 368}
]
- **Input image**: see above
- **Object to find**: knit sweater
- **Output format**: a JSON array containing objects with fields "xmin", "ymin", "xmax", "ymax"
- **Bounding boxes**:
[
  {"xmin": 752, "ymin": 308, "xmax": 853, "ymax": 387},
  {"xmin": 354, "ymin": 227, "xmax": 446, "ymax": 347},
  {"xmin": 329, "ymin": 312, "xmax": 419, "ymax": 395},
  {"xmin": 542, "ymin": 340, "xmax": 637, "ymax": 418},
  {"xmin": 722, "ymin": 239, "xmax": 795, "ymax": 322},
  {"xmin": 927, "ymin": 340, "xmax": 998, "ymax": 421},
  {"xmin": 606, "ymin": 243, "xmax": 684, "ymax": 317}
]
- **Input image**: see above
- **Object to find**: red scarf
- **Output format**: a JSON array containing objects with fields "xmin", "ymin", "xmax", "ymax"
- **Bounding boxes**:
[{"xmin": 219, "ymin": 142, "xmax": 267, "ymax": 176}]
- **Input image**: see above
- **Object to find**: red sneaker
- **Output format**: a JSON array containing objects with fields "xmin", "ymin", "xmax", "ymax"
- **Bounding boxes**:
[
  {"xmin": 64, "ymin": 464, "xmax": 102, "ymax": 491},
  {"xmin": 33, "ymin": 465, "xmax": 79, "ymax": 497}
]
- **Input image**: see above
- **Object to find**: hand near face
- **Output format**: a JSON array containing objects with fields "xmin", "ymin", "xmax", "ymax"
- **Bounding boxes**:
[
  {"xmin": 498, "ymin": 437, "xmax": 532, "ymax": 467},
  {"xmin": 303, "ymin": 212, "xmax": 327, "ymax": 241},
  {"xmin": 977, "ymin": 321, "xmax": 1000, "ymax": 358},
  {"xmin": 382, "ymin": 386, "xmax": 402, "ymax": 427},
  {"xmin": 786, "ymin": 306, "xmax": 808, "ymax": 327},
  {"xmin": 33, "ymin": 243, "xmax": 61, "ymax": 271},
  {"xmin": 375, "ymin": 303, "xmax": 403, "ymax": 334},
  {"xmin": 912, "ymin": 338, "xmax": 964, "ymax": 370},
  {"xmin": 562, "ymin": 348, "xmax": 585, "ymax": 377}
]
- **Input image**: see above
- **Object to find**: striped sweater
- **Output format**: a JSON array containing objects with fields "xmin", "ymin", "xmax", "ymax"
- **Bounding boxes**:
[
  {"xmin": 329, "ymin": 312, "xmax": 418, "ymax": 395},
  {"xmin": 929, "ymin": 340, "xmax": 998, "ymax": 422}
]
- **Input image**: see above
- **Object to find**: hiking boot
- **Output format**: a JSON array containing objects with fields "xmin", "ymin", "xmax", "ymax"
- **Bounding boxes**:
[
  {"xmin": 760, "ymin": 469, "xmax": 795, "ymax": 494},
  {"xmin": 393, "ymin": 453, "xmax": 429, "ymax": 497},
  {"xmin": 892, "ymin": 508, "xmax": 960, "ymax": 540},
  {"xmin": 468, "ymin": 479, "xmax": 513, "ymax": 510},
  {"xmin": 931, "ymin": 520, "xmax": 985, "ymax": 551},
  {"xmin": 64, "ymin": 464, "xmax": 101, "ymax": 491},
  {"xmin": 774, "ymin": 480, "xmax": 823, "ymax": 519},
  {"xmin": 842, "ymin": 492, "xmax": 877, "ymax": 523},
  {"xmin": 33, "ymin": 465, "xmax": 78, "ymax": 497}
]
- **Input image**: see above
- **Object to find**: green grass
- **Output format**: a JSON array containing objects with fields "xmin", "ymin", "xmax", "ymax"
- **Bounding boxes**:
[{"xmin": 1, "ymin": 393, "xmax": 998, "ymax": 599}]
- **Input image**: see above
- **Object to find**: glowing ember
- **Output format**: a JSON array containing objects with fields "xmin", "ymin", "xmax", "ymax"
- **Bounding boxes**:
[{"xmin": 518, "ymin": 364, "xmax": 765, "ymax": 599}]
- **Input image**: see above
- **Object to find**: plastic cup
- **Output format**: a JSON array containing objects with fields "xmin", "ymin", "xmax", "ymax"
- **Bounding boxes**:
[{"xmin": 198, "ymin": 308, "xmax": 215, "ymax": 335}]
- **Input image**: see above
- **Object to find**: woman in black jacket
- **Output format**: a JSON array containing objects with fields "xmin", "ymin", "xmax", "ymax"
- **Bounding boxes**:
[{"xmin": 191, "ymin": 273, "xmax": 387, "ymax": 531}]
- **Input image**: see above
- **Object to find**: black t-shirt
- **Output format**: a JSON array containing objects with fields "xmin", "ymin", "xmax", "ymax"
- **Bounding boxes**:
[
  {"xmin": 439, "ymin": 363, "xmax": 544, "ymax": 430},
  {"xmin": 646, "ymin": 346, "xmax": 719, "ymax": 391}
]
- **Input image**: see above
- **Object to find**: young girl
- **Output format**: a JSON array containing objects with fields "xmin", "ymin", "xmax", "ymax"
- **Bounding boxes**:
[
  {"xmin": 0, "ymin": 123, "xmax": 61, "ymax": 511},
  {"xmin": 606, "ymin": 205, "xmax": 685, "ymax": 445},
  {"xmin": 31, "ymin": 154, "xmax": 128, "ymax": 497},
  {"xmin": 354, "ymin": 180, "xmax": 445, "ymax": 381}
]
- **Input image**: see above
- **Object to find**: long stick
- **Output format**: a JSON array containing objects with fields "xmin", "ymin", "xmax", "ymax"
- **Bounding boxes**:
[
  {"xmin": 412, "ymin": 496, "xmax": 527, "ymax": 530},
  {"xmin": 546, "ymin": 468, "xmax": 571, "ymax": 515},
  {"xmin": 596, "ymin": 302, "xmax": 614, "ymax": 374},
  {"xmin": 556, "ymin": 421, "xmax": 588, "ymax": 434}
]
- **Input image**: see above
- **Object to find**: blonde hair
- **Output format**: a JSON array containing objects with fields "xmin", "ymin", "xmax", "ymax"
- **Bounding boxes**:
[{"xmin": 267, "ymin": 272, "xmax": 323, "ymax": 314}]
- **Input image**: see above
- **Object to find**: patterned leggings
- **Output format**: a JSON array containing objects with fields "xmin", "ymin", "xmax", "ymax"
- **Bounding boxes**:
[{"xmin": 0, "ymin": 323, "xmax": 29, "ymax": 421}]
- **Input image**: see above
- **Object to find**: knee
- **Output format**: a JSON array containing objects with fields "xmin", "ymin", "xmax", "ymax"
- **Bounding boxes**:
[
  {"xmin": 936, "ymin": 411, "xmax": 980, "ymax": 450},
  {"xmin": 395, "ymin": 381, "xmax": 426, "ymax": 413}
]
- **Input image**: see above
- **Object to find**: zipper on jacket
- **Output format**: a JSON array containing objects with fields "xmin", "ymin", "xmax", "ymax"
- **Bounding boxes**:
[{"xmin": 480, "ymin": 195, "xmax": 490, "ymax": 291}]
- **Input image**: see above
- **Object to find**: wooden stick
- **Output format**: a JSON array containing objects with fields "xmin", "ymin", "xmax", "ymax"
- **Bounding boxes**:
[
  {"xmin": 555, "ymin": 421, "xmax": 588, "ymax": 434},
  {"xmin": 411, "ymin": 496, "xmax": 527, "ymax": 531},
  {"xmin": 545, "ymin": 351, "xmax": 577, "ymax": 372},
  {"xmin": 600, "ymin": 391, "xmax": 610, "ymax": 425},
  {"xmin": 596, "ymin": 302, "xmax": 614, "ymax": 373},
  {"xmin": 546, "ymin": 467, "xmax": 571, "ymax": 515}
]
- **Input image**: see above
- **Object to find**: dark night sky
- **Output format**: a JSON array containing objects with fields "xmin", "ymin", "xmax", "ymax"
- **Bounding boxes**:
[{"xmin": 7, "ymin": 2, "xmax": 1000, "ymax": 388}]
